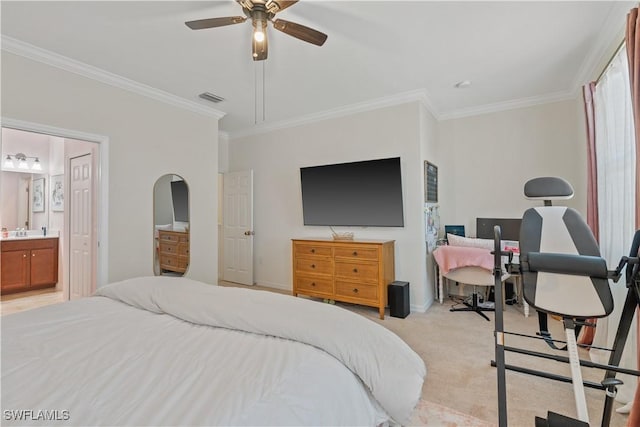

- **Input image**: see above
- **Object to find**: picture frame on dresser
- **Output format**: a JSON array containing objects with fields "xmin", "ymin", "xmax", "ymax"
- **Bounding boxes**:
[
  {"xmin": 32, "ymin": 178, "xmax": 45, "ymax": 213},
  {"xmin": 51, "ymin": 174, "xmax": 64, "ymax": 212}
]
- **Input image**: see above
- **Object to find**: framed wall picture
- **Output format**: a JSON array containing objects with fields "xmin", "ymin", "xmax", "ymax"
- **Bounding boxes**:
[
  {"xmin": 51, "ymin": 174, "xmax": 64, "ymax": 212},
  {"xmin": 32, "ymin": 178, "xmax": 45, "ymax": 213},
  {"xmin": 424, "ymin": 161, "xmax": 438, "ymax": 203}
]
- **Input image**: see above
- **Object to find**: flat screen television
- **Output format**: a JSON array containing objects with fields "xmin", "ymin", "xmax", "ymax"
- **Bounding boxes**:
[
  {"xmin": 170, "ymin": 180, "xmax": 189, "ymax": 223},
  {"xmin": 300, "ymin": 157, "xmax": 404, "ymax": 227}
]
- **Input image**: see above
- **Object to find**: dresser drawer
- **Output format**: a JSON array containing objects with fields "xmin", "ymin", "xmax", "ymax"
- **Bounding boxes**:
[
  {"xmin": 335, "ymin": 261, "xmax": 378, "ymax": 282},
  {"xmin": 159, "ymin": 241, "xmax": 178, "ymax": 254},
  {"xmin": 177, "ymin": 243, "xmax": 189, "ymax": 256},
  {"xmin": 160, "ymin": 254, "xmax": 182, "ymax": 270},
  {"xmin": 294, "ymin": 244, "xmax": 332, "ymax": 257},
  {"xmin": 295, "ymin": 275, "xmax": 333, "ymax": 295},
  {"xmin": 334, "ymin": 246, "xmax": 378, "ymax": 260},
  {"xmin": 295, "ymin": 258, "xmax": 333, "ymax": 275},
  {"xmin": 159, "ymin": 231, "xmax": 189, "ymax": 244},
  {"xmin": 335, "ymin": 281, "xmax": 378, "ymax": 301}
]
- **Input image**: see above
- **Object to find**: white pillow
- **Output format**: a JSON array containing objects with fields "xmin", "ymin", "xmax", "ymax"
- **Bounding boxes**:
[{"xmin": 447, "ymin": 233, "xmax": 494, "ymax": 250}]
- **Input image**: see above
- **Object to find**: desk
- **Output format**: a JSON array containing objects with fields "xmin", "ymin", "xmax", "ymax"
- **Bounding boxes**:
[{"xmin": 432, "ymin": 248, "xmax": 529, "ymax": 317}]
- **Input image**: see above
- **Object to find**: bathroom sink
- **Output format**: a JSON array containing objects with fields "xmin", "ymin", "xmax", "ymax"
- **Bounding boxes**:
[{"xmin": 1, "ymin": 232, "xmax": 59, "ymax": 241}]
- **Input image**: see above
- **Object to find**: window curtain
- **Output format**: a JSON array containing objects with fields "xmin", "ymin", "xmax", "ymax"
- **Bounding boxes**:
[
  {"xmin": 589, "ymin": 40, "xmax": 638, "ymax": 411},
  {"xmin": 625, "ymin": 7, "xmax": 640, "ymax": 426},
  {"xmin": 577, "ymin": 82, "xmax": 598, "ymax": 346}
]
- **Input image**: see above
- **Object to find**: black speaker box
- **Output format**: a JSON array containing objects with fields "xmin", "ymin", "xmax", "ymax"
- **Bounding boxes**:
[{"xmin": 388, "ymin": 281, "xmax": 410, "ymax": 318}]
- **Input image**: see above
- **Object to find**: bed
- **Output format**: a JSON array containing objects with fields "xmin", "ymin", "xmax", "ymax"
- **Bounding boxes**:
[{"xmin": 1, "ymin": 276, "xmax": 426, "ymax": 426}]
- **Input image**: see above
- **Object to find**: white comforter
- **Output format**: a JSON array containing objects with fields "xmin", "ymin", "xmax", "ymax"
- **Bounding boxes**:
[{"xmin": 2, "ymin": 277, "xmax": 425, "ymax": 426}]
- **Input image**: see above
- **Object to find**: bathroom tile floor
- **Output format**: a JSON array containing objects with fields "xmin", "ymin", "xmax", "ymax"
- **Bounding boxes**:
[{"xmin": 1, "ymin": 288, "xmax": 64, "ymax": 316}]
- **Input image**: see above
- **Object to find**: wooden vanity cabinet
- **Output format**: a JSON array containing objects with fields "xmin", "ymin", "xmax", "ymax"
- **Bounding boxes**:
[{"xmin": 1, "ymin": 238, "xmax": 59, "ymax": 294}]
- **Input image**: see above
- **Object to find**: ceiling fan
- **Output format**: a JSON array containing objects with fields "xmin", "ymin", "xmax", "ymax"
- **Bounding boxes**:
[{"xmin": 185, "ymin": 0, "xmax": 327, "ymax": 61}]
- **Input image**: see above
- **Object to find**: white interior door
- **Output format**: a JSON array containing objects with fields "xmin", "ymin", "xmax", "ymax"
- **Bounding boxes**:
[
  {"xmin": 69, "ymin": 154, "xmax": 94, "ymax": 299},
  {"xmin": 222, "ymin": 170, "xmax": 254, "ymax": 285}
]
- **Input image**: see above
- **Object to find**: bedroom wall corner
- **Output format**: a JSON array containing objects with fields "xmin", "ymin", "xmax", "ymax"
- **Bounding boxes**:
[{"xmin": 419, "ymin": 103, "xmax": 439, "ymax": 311}]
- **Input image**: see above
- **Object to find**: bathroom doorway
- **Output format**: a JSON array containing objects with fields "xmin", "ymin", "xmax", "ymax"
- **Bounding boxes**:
[{"xmin": 1, "ymin": 120, "xmax": 108, "ymax": 302}]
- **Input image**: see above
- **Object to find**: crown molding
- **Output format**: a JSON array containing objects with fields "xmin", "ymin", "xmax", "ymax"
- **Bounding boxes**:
[
  {"xmin": 571, "ymin": 1, "xmax": 631, "ymax": 94},
  {"xmin": 228, "ymin": 88, "xmax": 439, "ymax": 140},
  {"xmin": 438, "ymin": 90, "xmax": 576, "ymax": 121},
  {"xmin": 226, "ymin": 84, "xmax": 580, "ymax": 137},
  {"xmin": 1, "ymin": 36, "xmax": 226, "ymax": 120},
  {"xmin": 218, "ymin": 131, "xmax": 231, "ymax": 142}
]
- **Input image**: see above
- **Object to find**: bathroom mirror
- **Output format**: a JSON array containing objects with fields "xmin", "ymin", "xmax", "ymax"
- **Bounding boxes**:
[{"xmin": 153, "ymin": 174, "xmax": 190, "ymax": 276}]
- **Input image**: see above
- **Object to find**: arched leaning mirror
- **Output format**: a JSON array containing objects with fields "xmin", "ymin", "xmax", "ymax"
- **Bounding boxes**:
[{"xmin": 153, "ymin": 174, "xmax": 190, "ymax": 276}]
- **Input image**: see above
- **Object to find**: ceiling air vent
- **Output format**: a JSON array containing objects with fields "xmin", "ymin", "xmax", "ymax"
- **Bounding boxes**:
[{"xmin": 199, "ymin": 92, "xmax": 225, "ymax": 103}]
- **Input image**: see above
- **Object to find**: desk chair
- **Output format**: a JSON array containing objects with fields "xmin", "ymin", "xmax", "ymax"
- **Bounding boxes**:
[{"xmin": 445, "ymin": 266, "xmax": 510, "ymax": 321}]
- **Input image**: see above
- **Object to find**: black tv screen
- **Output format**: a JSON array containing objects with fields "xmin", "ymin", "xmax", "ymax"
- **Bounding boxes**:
[
  {"xmin": 300, "ymin": 157, "xmax": 404, "ymax": 227},
  {"xmin": 171, "ymin": 180, "xmax": 189, "ymax": 223}
]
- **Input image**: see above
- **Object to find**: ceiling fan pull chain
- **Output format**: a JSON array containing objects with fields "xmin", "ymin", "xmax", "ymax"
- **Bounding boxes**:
[{"xmin": 263, "ymin": 61, "xmax": 266, "ymax": 122}]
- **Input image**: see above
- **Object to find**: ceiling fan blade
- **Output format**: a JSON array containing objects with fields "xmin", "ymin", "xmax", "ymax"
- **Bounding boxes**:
[
  {"xmin": 266, "ymin": 0, "xmax": 298, "ymax": 13},
  {"xmin": 185, "ymin": 16, "xmax": 246, "ymax": 30},
  {"xmin": 272, "ymin": 19, "xmax": 327, "ymax": 46}
]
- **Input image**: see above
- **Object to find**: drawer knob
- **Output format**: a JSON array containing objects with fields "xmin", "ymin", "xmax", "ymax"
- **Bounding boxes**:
[
  {"xmin": 353, "ymin": 268, "xmax": 358, "ymax": 273},
  {"xmin": 311, "ymin": 264, "xmax": 316, "ymax": 269},
  {"xmin": 32, "ymin": 253, "xmax": 36, "ymax": 257},
  {"xmin": 311, "ymin": 282, "xmax": 316, "ymax": 287},
  {"xmin": 23, "ymin": 254, "xmax": 27, "ymax": 258},
  {"xmin": 353, "ymin": 251, "xmax": 358, "ymax": 256},
  {"xmin": 311, "ymin": 249, "xmax": 315, "ymax": 253},
  {"xmin": 353, "ymin": 288, "xmax": 359, "ymax": 293}
]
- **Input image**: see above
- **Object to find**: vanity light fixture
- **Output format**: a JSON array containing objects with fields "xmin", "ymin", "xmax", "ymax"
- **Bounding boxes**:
[
  {"xmin": 3, "ymin": 153, "xmax": 43, "ymax": 171},
  {"xmin": 31, "ymin": 158, "xmax": 42, "ymax": 171}
]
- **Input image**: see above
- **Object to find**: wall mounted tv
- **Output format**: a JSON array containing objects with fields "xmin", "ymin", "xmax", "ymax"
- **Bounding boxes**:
[
  {"xmin": 170, "ymin": 180, "xmax": 189, "ymax": 223},
  {"xmin": 300, "ymin": 157, "xmax": 404, "ymax": 227}
]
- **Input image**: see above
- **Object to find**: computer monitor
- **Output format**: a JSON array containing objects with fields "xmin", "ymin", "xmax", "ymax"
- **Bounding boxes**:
[
  {"xmin": 444, "ymin": 225, "xmax": 465, "ymax": 237},
  {"xmin": 476, "ymin": 218, "xmax": 521, "ymax": 241}
]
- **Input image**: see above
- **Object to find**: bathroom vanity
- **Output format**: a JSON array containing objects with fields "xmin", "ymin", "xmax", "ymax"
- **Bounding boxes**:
[{"xmin": 1, "ymin": 236, "xmax": 59, "ymax": 294}]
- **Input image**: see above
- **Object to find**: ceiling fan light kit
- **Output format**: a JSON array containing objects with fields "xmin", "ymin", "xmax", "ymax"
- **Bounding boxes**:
[{"xmin": 185, "ymin": 0, "xmax": 327, "ymax": 61}]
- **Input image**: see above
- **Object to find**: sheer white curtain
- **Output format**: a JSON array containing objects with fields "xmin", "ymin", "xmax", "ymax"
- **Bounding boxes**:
[{"xmin": 591, "ymin": 45, "xmax": 638, "ymax": 406}]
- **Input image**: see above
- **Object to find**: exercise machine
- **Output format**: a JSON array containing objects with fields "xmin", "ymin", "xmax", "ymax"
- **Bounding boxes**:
[{"xmin": 492, "ymin": 177, "xmax": 640, "ymax": 426}]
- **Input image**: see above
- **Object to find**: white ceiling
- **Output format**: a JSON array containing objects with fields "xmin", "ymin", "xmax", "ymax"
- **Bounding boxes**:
[{"xmin": 1, "ymin": 1, "xmax": 634, "ymax": 136}]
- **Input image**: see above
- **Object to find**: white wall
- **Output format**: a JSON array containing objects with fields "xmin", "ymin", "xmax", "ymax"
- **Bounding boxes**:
[
  {"xmin": 225, "ymin": 96, "xmax": 587, "ymax": 310},
  {"xmin": 0, "ymin": 172, "xmax": 21, "ymax": 229},
  {"xmin": 419, "ymin": 104, "xmax": 441, "ymax": 299},
  {"xmin": 437, "ymin": 98, "xmax": 586, "ymax": 237},
  {"xmin": 2, "ymin": 52, "xmax": 220, "ymax": 285},
  {"xmin": 229, "ymin": 102, "xmax": 436, "ymax": 311}
]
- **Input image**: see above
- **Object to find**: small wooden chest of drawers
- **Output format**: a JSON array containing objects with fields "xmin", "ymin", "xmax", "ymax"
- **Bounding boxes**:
[
  {"xmin": 158, "ymin": 230, "xmax": 189, "ymax": 273},
  {"xmin": 292, "ymin": 238, "xmax": 395, "ymax": 319}
]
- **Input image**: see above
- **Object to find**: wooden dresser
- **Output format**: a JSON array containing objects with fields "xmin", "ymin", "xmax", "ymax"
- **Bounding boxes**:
[
  {"xmin": 1, "ymin": 237, "xmax": 59, "ymax": 294},
  {"xmin": 292, "ymin": 238, "xmax": 395, "ymax": 319},
  {"xmin": 158, "ymin": 230, "xmax": 189, "ymax": 274}
]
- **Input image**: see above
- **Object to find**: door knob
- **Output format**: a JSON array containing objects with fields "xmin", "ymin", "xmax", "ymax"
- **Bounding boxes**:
[{"xmin": 244, "ymin": 231, "xmax": 255, "ymax": 236}]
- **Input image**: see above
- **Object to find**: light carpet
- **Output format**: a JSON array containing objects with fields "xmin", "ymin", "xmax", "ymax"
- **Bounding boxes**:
[{"xmin": 409, "ymin": 399, "xmax": 493, "ymax": 426}]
